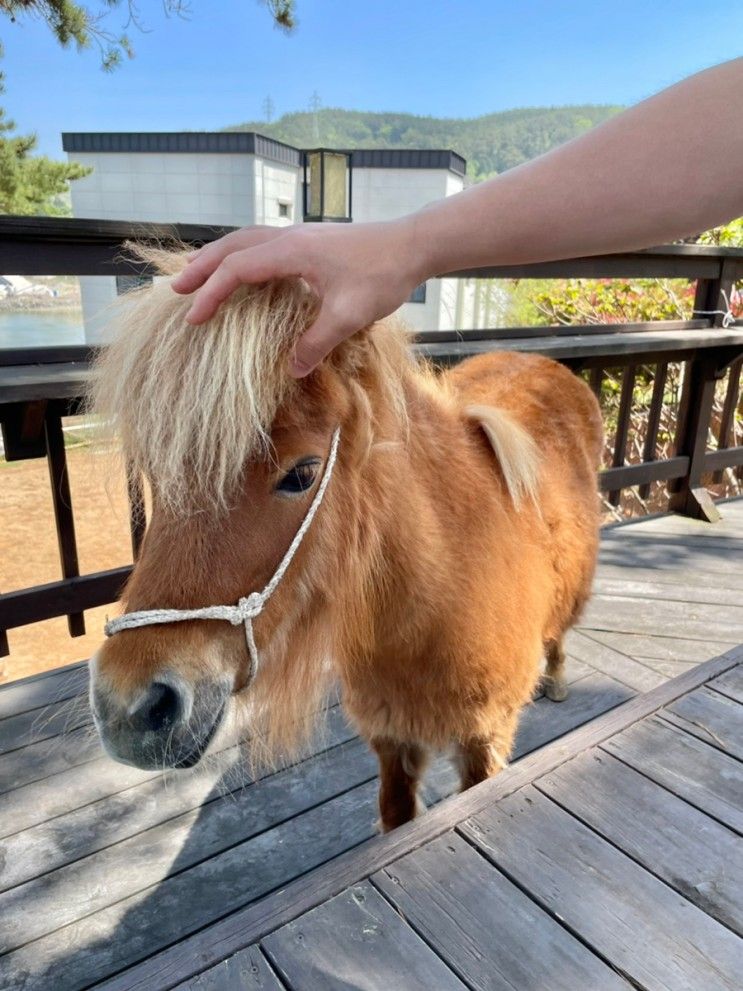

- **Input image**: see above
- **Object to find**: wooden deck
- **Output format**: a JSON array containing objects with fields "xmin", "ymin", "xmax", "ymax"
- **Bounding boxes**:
[{"xmin": 1, "ymin": 500, "xmax": 742, "ymax": 991}]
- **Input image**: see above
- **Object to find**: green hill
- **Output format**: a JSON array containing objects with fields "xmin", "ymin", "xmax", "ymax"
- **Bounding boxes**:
[{"xmin": 225, "ymin": 105, "xmax": 622, "ymax": 179}]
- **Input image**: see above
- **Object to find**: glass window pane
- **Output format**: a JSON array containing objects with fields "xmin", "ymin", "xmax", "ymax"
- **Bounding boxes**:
[
  {"xmin": 323, "ymin": 152, "xmax": 348, "ymax": 218},
  {"xmin": 308, "ymin": 152, "xmax": 322, "ymax": 217}
]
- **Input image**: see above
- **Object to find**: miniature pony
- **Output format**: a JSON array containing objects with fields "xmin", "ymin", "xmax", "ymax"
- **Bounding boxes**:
[{"xmin": 89, "ymin": 246, "xmax": 602, "ymax": 831}]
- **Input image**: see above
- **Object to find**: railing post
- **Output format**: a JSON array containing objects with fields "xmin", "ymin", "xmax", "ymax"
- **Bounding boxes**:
[
  {"xmin": 44, "ymin": 409, "xmax": 86, "ymax": 637},
  {"xmin": 713, "ymin": 356, "xmax": 742, "ymax": 483},
  {"xmin": 608, "ymin": 363, "xmax": 637, "ymax": 507},
  {"xmin": 692, "ymin": 258, "xmax": 736, "ymax": 327},
  {"xmin": 669, "ymin": 258, "xmax": 738, "ymax": 521},
  {"xmin": 668, "ymin": 354, "xmax": 723, "ymax": 522}
]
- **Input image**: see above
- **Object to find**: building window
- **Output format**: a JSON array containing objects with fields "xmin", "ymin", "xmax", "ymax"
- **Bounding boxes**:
[
  {"xmin": 303, "ymin": 149, "xmax": 352, "ymax": 222},
  {"xmin": 116, "ymin": 274, "xmax": 153, "ymax": 295},
  {"xmin": 409, "ymin": 283, "xmax": 427, "ymax": 304},
  {"xmin": 278, "ymin": 201, "xmax": 292, "ymax": 219}
]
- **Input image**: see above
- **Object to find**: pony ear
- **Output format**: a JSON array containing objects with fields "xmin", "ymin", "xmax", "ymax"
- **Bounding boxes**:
[{"xmin": 465, "ymin": 404, "xmax": 541, "ymax": 506}]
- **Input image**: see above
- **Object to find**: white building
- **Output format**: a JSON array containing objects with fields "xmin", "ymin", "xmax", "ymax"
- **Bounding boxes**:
[{"xmin": 63, "ymin": 131, "xmax": 477, "ymax": 341}]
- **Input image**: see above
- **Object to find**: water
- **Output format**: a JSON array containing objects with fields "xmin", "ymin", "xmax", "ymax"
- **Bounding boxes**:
[{"xmin": 0, "ymin": 310, "xmax": 86, "ymax": 350}]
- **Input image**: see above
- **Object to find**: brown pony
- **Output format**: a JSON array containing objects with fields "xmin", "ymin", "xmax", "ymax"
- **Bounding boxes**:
[{"xmin": 89, "ymin": 247, "xmax": 602, "ymax": 832}]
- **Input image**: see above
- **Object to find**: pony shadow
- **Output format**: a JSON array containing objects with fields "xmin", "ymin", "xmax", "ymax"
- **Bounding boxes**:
[{"xmin": 6, "ymin": 677, "xmax": 627, "ymax": 991}]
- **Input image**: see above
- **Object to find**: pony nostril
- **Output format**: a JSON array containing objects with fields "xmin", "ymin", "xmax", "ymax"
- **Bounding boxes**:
[{"xmin": 130, "ymin": 682, "xmax": 183, "ymax": 734}]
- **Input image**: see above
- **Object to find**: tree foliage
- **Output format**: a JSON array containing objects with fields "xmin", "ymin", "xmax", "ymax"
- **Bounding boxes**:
[
  {"xmin": 0, "ymin": 54, "xmax": 90, "ymax": 214},
  {"xmin": 696, "ymin": 216, "xmax": 743, "ymax": 247},
  {"xmin": 0, "ymin": 0, "xmax": 295, "ymax": 70}
]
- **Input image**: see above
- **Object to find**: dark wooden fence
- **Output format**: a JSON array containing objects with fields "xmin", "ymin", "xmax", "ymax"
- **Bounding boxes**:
[{"xmin": 1, "ymin": 216, "xmax": 742, "ymax": 657}]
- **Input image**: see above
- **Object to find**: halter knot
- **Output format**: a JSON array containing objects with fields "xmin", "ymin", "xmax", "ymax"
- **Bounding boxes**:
[{"xmin": 235, "ymin": 592, "xmax": 265, "ymax": 623}]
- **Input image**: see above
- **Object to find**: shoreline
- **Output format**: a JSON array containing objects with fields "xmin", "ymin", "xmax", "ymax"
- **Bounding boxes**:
[{"xmin": 0, "ymin": 301, "xmax": 82, "ymax": 314}]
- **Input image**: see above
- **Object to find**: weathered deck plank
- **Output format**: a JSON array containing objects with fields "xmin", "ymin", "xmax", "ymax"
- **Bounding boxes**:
[
  {"xmin": 537, "ymin": 748, "xmax": 743, "ymax": 934},
  {"xmin": 92, "ymin": 651, "xmax": 742, "ymax": 991},
  {"xmin": 591, "ymin": 574, "xmax": 743, "ymax": 606},
  {"xmin": 0, "ymin": 722, "xmax": 101, "ymax": 796},
  {"xmin": 461, "ymin": 786, "xmax": 743, "ymax": 991},
  {"xmin": 585, "ymin": 627, "xmax": 733, "ymax": 663},
  {"xmin": 172, "ymin": 947, "xmax": 284, "ymax": 991},
  {"xmin": 0, "ymin": 740, "xmax": 377, "ymax": 955},
  {"xmin": 262, "ymin": 882, "xmax": 468, "ymax": 991},
  {"xmin": 580, "ymin": 593, "xmax": 743, "ymax": 642},
  {"xmin": 0, "ymin": 715, "xmax": 365, "ymax": 895},
  {"xmin": 0, "ymin": 692, "xmax": 92, "ymax": 756},
  {"xmin": 565, "ymin": 628, "xmax": 666, "ymax": 691},
  {"xmin": 602, "ymin": 716, "xmax": 743, "ymax": 832},
  {"xmin": 0, "ymin": 662, "xmax": 88, "ymax": 721},
  {"xmin": 709, "ymin": 664, "xmax": 743, "ymax": 705},
  {"xmin": 0, "ymin": 504, "xmax": 741, "ymax": 991},
  {"xmin": 372, "ymin": 833, "xmax": 630, "ymax": 991},
  {"xmin": 660, "ymin": 686, "xmax": 743, "ymax": 760},
  {"xmin": 0, "ymin": 780, "xmax": 381, "ymax": 991}
]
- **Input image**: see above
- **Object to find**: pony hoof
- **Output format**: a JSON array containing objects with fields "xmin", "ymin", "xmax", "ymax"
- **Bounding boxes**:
[
  {"xmin": 543, "ymin": 676, "xmax": 568, "ymax": 702},
  {"xmin": 375, "ymin": 796, "xmax": 426, "ymax": 834}
]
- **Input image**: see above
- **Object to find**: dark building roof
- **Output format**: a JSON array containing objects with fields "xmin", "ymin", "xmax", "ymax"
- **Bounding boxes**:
[
  {"xmin": 349, "ymin": 148, "xmax": 465, "ymax": 175},
  {"xmin": 62, "ymin": 131, "xmax": 302, "ymax": 166},
  {"xmin": 61, "ymin": 132, "xmax": 466, "ymax": 174}
]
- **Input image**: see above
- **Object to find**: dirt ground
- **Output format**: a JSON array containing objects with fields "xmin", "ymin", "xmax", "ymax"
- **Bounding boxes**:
[{"xmin": 1, "ymin": 438, "xmax": 133, "ymax": 684}]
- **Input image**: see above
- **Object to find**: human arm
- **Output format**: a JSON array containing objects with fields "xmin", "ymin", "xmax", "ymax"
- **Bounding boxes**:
[{"xmin": 173, "ymin": 58, "xmax": 743, "ymax": 376}]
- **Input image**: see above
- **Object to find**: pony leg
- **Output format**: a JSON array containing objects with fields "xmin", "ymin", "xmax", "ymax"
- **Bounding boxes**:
[
  {"xmin": 371, "ymin": 737, "xmax": 427, "ymax": 833},
  {"xmin": 542, "ymin": 637, "xmax": 569, "ymax": 702},
  {"xmin": 456, "ymin": 711, "xmax": 519, "ymax": 791}
]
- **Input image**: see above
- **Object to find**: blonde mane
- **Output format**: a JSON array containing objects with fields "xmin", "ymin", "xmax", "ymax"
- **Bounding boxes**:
[
  {"xmin": 90, "ymin": 243, "xmax": 540, "ymax": 523},
  {"xmin": 89, "ymin": 244, "xmax": 319, "ymax": 516}
]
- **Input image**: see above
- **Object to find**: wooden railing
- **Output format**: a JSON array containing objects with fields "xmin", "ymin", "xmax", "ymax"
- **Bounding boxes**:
[{"xmin": 1, "ymin": 216, "xmax": 742, "ymax": 657}]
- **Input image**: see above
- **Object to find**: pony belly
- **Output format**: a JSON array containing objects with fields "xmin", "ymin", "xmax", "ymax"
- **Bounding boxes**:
[
  {"xmin": 342, "ymin": 649, "xmax": 541, "ymax": 755},
  {"xmin": 344, "ymin": 688, "xmax": 466, "ymax": 751}
]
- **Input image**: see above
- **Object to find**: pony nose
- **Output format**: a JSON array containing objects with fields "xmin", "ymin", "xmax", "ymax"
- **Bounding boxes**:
[{"xmin": 129, "ymin": 682, "xmax": 183, "ymax": 733}]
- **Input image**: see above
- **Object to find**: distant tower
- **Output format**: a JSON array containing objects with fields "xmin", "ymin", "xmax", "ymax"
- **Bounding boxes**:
[
  {"xmin": 309, "ymin": 90, "xmax": 322, "ymax": 144},
  {"xmin": 262, "ymin": 96, "xmax": 275, "ymax": 124}
]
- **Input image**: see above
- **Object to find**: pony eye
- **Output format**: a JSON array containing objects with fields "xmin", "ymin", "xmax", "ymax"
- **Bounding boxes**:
[{"xmin": 276, "ymin": 460, "xmax": 320, "ymax": 496}]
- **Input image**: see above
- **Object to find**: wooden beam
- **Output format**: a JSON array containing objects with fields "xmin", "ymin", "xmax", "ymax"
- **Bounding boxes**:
[
  {"xmin": 0, "ymin": 217, "xmax": 237, "ymax": 276},
  {"xmin": 0, "ymin": 568, "xmax": 131, "ymax": 630},
  {"xmin": 599, "ymin": 456, "xmax": 689, "ymax": 491},
  {"xmin": 704, "ymin": 445, "xmax": 743, "ymax": 472}
]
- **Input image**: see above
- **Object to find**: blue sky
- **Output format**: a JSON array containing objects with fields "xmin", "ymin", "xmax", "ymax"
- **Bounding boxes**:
[{"xmin": 4, "ymin": 0, "xmax": 741, "ymax": 158}]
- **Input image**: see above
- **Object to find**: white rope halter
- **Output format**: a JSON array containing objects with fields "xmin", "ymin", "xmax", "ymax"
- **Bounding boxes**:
[
  {"xmin": 696, "ymin": 288, "xmax": 737, "ymax": 328},
  {"xmin": 105, "ymin": 427, "xmax": 341, "ymax": 683}
]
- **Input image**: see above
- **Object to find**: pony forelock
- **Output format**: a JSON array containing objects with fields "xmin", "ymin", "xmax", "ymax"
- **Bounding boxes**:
[{"xmin": 88, "ymin": 243, "xmax": 319, "ymax": 516}]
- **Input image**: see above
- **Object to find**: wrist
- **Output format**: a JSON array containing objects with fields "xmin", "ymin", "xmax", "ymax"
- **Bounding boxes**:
[{"xmin": 385, "ymin": 213, "xmax": 438, "ymax": 291}]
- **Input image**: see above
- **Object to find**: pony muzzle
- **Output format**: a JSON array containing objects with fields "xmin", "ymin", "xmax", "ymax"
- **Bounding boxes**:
[{"xmin": 90, "ymin": 662, "xmax": 230, "ymax": 770}]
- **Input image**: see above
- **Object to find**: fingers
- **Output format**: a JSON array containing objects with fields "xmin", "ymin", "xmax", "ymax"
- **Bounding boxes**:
[
  {"xmin": 184, "ymin": 243, "xmax": 301, "ymax": 324},
  {"xmin": 289, "ymin": 302, "xmax": 351, "ymax": 378},
  {"xmin": 172, "ymin": 227, "xmax": 285, "ymax": 295}
]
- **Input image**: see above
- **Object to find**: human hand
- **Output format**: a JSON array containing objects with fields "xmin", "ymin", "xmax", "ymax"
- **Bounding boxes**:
[{"xmin": 171, "ymin": 219, "xmax": 425, "ymax": 377}]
